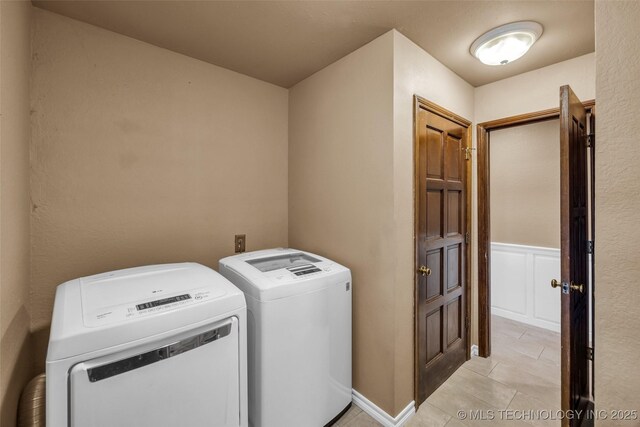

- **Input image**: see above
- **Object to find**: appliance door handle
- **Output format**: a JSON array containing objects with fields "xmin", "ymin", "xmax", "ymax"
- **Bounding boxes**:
[{"xmin": 85, "ymin": 322, "xmax": 232, "ymax": 382}]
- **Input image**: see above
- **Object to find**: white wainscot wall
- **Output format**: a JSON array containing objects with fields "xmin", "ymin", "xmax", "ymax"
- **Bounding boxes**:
[{"xmin": 491, "ymin": 242, "xmax": 560, "ymax": 332}]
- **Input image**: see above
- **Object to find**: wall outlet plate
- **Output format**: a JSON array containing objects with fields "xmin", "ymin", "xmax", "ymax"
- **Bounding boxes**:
[{"xmin": 235, "ymin": 234, "xmax": 246, "ymax": 253}]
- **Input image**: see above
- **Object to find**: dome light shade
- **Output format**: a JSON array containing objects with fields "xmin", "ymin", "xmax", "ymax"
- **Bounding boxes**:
[{"xmin": 470, "ymin": 21, "xmax": 543, "ymax": 66}]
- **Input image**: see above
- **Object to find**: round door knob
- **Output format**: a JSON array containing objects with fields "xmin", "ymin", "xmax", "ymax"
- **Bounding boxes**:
[
  {"xmin": 418, "ymin": 266, "xmax": 431, "ymax": 276},
  {"xmin": 570, "ymin": 282, "xmax": 584, "ymax": 293},
  {"xmin": 551, "ymin": 279, "xmax": 584, "ymax": 293}
]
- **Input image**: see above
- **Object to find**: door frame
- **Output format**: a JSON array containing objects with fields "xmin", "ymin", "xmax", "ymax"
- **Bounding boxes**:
[
  {"xmin": 413, "ymin": 95, "xmax": 472, "ymax": 405},
  {"xmin": 476, "ymin": 100, "xmax": 595, "ymax": 357}
]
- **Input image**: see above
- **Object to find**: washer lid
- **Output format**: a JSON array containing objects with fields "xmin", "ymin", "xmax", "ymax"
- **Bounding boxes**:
[
  {"xmin": 219, "ymin": 248, "xmax": 351, "ymax": 301},
  {"xmin": 244, "ymin": 252, "xmax": 322, "ymax": 273}
]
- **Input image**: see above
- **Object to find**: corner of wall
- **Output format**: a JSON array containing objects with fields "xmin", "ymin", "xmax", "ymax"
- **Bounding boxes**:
[
  {"xmin": 1, "ymin": 1, "xmax": 35, "ymax": 426},
  {"xmin": 288, "ymin": 29, "xmax": 398, "ymax": 416},
  {"xmin": 390, "ymin": 29, "xmax": 475, "ymax": 417}
]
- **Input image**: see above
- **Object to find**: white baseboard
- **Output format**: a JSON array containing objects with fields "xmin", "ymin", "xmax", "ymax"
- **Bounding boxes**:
[
  {"xmin": 470, "ymin": 344, "xmax": 479, "ymax": 357},
  {"xmin": 352, "ymin": 389, "xmax": 415, "ymax": 427},
  {"xmin": 492, "ymin": 308, "xmax": 560, "ymax": 333}
]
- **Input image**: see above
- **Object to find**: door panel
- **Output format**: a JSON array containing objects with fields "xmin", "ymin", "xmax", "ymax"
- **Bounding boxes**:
[
  {"xmin": 70, "ymin": 318, "xmax": 239, "ymax": 427},
  {"xmin": 426, "ymin": 309, "xmax": 443, "ymax": 363},
  {"xmin": 559, "ymin": 85, "xmax": 593, "ymax": 426},
  {"xmin": 416, "ymin": 105, "xmax": 468, "ymax": 404},
  {"xmin": 446, "ymin": 135, "xmax": 462, "ymax": 181},
  {"xmin": 447, "ymin": 245, "xmax": 461, "ymax": 290},
  {"xmin": 446, "ymin": 298, "xmax": 462, "ymax": 345},
  {"xmin": 427, "ymin": 190, "xmax": 443, "ymax": 238},
  {"xmin": 426, "ymin": 250, "xmax": 442, "ymax": 301},
  {"xmin": 427, "ymin": 128, "xmax": 444, "ymax": 179},
  {"xmin": 448, "ymin": 191, "xmax": 461, "ymax": 236}
]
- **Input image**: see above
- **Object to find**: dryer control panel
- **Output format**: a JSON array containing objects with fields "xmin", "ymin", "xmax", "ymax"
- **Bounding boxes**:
[
  {"xmin": 136, "ymin": 293, "xmax": 192, "ymax": 311},
  {"xmin": 83, "ymin": 287, "xmax": 223, "ymax": 327}
]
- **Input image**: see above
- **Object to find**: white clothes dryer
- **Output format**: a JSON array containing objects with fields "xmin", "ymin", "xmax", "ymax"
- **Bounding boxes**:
[{"xmin": 46, "ymin": 263, "xmax": 248, "ymax": 427}]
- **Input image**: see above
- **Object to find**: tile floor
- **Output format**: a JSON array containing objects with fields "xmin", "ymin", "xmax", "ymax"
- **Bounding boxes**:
[{"xmin": 337, "ymin": 315, "xmax": 561, "ymax": 426}]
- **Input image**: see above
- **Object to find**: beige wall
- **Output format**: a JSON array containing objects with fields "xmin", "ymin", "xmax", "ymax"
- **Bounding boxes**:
[
  {"xmin": 289, "ymin": 31, "xmax": 397, "ymax": 414},
  {"xmin": 392, "ymin": 31, "xmax": 474, "ymax": 413},
  {"xmin": 30, "ymin": 9, "xmax": 288, "ymax": 370},
  {"xmin": 0, "ymin": 1, "xmax": 34, "ymax": 426},
  {"xmin": 594, "ymin": 0, "xmax": 640, "ymax": 419},
  {"xmin": 289, "ymin": 29, "xmax": 474, "ymax": 416},
  {"xmin": 490, "ymin": 120, "xmax": 560, "ymax": 249},
  {"xmin": 474, "ymin": 53, "xmax": 595, "ymax": 123}
]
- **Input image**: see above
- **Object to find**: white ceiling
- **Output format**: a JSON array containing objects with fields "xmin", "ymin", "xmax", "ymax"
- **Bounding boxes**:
[{"xmin": 32, "ymin": 1, "xmax": 595, "ymax": 88}]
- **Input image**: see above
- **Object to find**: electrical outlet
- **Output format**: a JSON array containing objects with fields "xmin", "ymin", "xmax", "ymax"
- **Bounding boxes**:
[{"xmin": 235, "ymin": 234, "xmax": 246, "ymax": 253}]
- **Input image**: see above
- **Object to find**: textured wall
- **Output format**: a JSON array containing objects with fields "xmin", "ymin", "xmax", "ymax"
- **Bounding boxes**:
[
  {"xmin": 289, "ymin": 31, "xmax": 397, "ymax": 415},
  {"xmin": 594, "ymin": 0, "xmax": 640, "ymax": 419},
  {"xmin": 490, "ymin": 120, "xmax": 560, "ymax": 249},
  {"xmin": 30, "ymin": 9, "xmax": 289, "ymax": 370},
  {"xmin": 0, "ymin": 1, "xmax": 34, "ymax": 426}
]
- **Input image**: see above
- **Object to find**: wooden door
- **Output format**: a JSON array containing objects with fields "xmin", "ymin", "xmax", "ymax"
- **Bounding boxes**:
[
  {"xmin": 558, "ymin": 85, "xmax": 593, "ymax": 426},
  {"xmin": 416, "ymin": 102, "xmax": 469, "ymax": 405}
]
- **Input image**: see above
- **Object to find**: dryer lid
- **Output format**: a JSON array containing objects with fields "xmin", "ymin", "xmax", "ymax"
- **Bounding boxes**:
[{"xmin": 47, "ymin": 263, "xmax": 246, "ymax": 361}]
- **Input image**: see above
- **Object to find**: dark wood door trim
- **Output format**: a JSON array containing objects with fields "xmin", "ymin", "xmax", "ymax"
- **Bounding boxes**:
[
  {"xmin": 476, "ymin": 99, "xmax": 595, "ymax": 358},
  {"xmin": 414, "ymin": 96, "xmax": 472, "ymax": 406}
]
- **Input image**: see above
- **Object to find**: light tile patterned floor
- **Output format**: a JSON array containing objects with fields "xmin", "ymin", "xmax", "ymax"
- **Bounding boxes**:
[{"xmin": 337, "ymin": 315, "xmax": 561, "ymax": 426}]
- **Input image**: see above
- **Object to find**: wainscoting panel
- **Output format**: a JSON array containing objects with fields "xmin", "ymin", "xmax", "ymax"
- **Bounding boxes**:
[
  {"xmin": 491, "ymin": 249, "xmax": 528, "ymax": 315},
  {"xmin": 491, "ymin": 242, "xmax": 560, "ymax": 332}
]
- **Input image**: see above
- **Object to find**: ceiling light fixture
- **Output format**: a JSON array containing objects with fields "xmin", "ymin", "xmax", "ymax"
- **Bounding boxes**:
[{"xmin": 470, "ymin": 21, "xmax": 543, "ymax": 66}]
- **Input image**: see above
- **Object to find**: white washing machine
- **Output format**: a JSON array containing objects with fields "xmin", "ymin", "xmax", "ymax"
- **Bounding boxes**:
[
  {"xmin": 219, "ymin": 248, "xmax": 352, "ymax": 427},
  {"xmin": 46, "ymin": 263, "xmax": 248, "ymax": 427}
]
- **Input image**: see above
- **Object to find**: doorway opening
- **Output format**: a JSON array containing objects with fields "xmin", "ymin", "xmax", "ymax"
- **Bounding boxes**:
[
  {"xmin": 485, "ymin": 117, "xmax": 564, "ymax": 409},
  {"xmin": 476, "ymin": 100, "xmax": 594, "ymax": 354},
  {"xmin": 477, "ymin": 96, "xmax": 596, "ymax": 424}
]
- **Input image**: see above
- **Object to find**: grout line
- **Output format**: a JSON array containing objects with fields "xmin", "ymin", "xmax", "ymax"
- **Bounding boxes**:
[
  {"xmin": 535, "ymin": 344, "xmax": 545, "ymax": 360},
  {"xmin": 487, "ymin": 359, "xmax": 500, "ymax": 376},
  {"xmin": 504, "ymin": 387, "xmax": 518, "ymax": 411},
  {"xmin": 461, "ymin": 364, "xmax": 490, "ymax": 378},
  {"xmin": 449, "ymin": 366, "xmax": 519, "ymax": 411},
  {"xmin": 486, "ymin": 362, "xmax": 521, "ymax": 392}
]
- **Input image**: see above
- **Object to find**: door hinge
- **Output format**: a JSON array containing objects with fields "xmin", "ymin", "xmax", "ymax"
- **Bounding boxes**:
[
  {"xmin": 464, "ymin": 147, "xmax": 476, "ymax": 160},
  {"xmin": 465, "ymin": 232, "xmax": 470, "ymax": 244},
  {"xmin": 587, "ymin": 240, "xmax": 594, "ymax": 254},
  {"xmin": 466, "ymin": 316, "xmax": 471, "ymax": 330},
  {"xmin": 585, "ymin": 133, "xmax": 595, "ymax": 148},
  {"xmin": 587, "ymin": 346, "xmax": 594, "ymax": 361}
]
